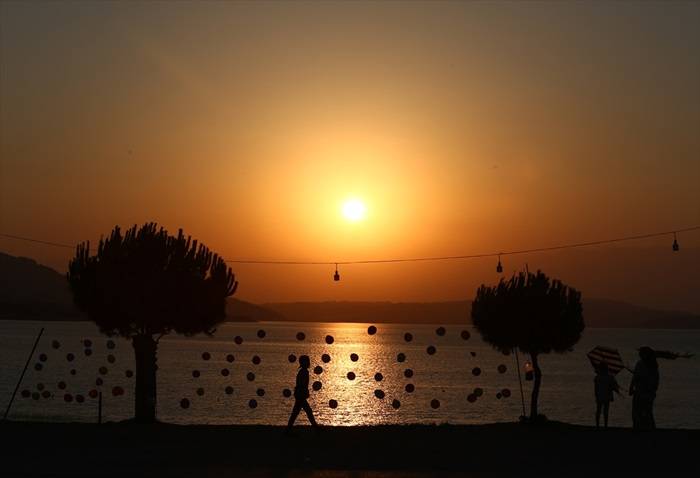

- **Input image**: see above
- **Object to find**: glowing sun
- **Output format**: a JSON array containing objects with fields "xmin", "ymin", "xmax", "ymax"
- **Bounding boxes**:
[{"xmin": 342, "ymin": 198, "xmax": 367, "ymax": 222}]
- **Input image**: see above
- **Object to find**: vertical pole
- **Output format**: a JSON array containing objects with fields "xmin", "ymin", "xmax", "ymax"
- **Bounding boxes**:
[
  {"xmin": 513, "ymin": 348, "xmax": 526, "ymax": 418},
  {"xmin": 98, "ymin": 391, "xmax": 103, "ymax": 425},
  {"xmin": 3, "ymin": 327, "xmax": 44, "ymax": 421}
]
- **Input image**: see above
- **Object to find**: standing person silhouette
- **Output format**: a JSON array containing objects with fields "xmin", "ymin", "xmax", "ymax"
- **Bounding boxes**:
[
  {"xmin": 286, "ymin": 355, "xmax": 319, "ymax": 433},
  {"xmin": 629, "ymin": 346, "xmax": 659, "ymax": 430},
  {"xmin": 594, "ymin": 363, "xmax": 621, "ymax": 428}
]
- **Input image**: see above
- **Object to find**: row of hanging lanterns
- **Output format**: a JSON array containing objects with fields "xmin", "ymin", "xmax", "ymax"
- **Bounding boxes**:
[
  {"xmin": 328, "ymin": 231, "xmax": 684, "ymax": 281},
  {"xmin": 493, "ymin": 231, "xmax": 683, "ymax": 275}
]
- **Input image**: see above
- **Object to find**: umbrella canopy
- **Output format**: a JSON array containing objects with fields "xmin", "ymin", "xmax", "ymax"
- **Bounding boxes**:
[{"xmin": 587, "ymin": 346, "xmax": 626, "ymax": 375}]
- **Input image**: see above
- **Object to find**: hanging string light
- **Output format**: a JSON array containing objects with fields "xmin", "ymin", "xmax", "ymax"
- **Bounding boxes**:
[
  {"xmin": 496, "ymin": 254, "xmax": 503, "ymax": 274},
  {"xmin": 333, "ymin": 263, "xmax": 340, "ymax": 282},
  {"xmin": 672, "ymin": 232, "xmax": 679, "ymax": 252}
]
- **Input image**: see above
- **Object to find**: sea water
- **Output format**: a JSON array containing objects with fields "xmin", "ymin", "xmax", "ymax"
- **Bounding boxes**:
[{"xmin": 1, "ymin": 320, "xmax": 698, "ymax": 428}]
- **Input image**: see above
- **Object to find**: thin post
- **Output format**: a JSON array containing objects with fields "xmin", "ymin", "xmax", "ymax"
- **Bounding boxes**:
[
  {"xmin": 98, "ymin": 391, "xmax": 103, "ymax": 424},
  {"xmin": 3, "ymin": 327, "xmax": 44, "ymax": 421},
  {"xmin": 513, "ymin": 347, "xmax": 526, "ymax": 418}
]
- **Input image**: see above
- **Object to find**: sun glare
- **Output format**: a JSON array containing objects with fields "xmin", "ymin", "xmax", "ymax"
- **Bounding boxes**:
[{"xmin": 342, "ymin": 199, "xmax": 367, "ymax": 222}]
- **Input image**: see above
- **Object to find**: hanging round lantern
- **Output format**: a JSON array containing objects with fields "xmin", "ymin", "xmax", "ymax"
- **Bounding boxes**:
[
  {"xmin": 225, "ymin": 386, "xmax": 234, "ymax": 395},
  {"xmin": 88, "ymin": 389, "xmax": 98, "ymax": 399},
  {"xmin": 288, "ymin": 354, "xmax": 297, "ymax": 363},
  {"xmin": 107, "ymin": 354, "xmax": 116, "ymax": 364},
  {"xmin": 246, "ymin": 372, "xmax": 255, "ymax": 381},
  {"xmin": 496, "ymin": 254, "xmax": 503, "ymax": 273},
  {"xmin": 333, "ymin": 264, "xmax": 340, "ymax": 281},
  {"xmin": 221, "ymin": 368, "xmax": 230, "ymax": 377},
  {"xmin": 51, "ymin": 340, "xmax": 61, "ymax": 349},
  {"xmin": 282, "ymin": 388, "xmax": 292, "ymax": 398},
  {"xmin": 404, "ymin": 332, "xmax": 413, "ymax": 342},
  {"xmin": 256, "ymin": 388, "xmax": 265, "ymax": 397},
  {"xmin": 374, "ymin": 389, "xmax": 385, "ymax": 399},
  {"xmin": 234, "ymin": 336, "xmax": 243, "ymax": 345},
  {"xmin": 524, "ymin": 361, "xmax": 534, "ymax": 381},
  {"xmin": 350, "ymin": 353, "xmax": 359, "ymax": 362},
  {"xmin": 106, "ymin": 339, "xmax": 116, "ymax": 350},
  {"xmin": 392, "ymin": 399, "xmax": 401, "ymax": 409},
  {"xmin": 405, "ymin": 383, "xmax": 415, "ymax": 393},
  {"xmin": 346, "ymin": 371, "xmax": 356, "ymax": 380},
  {"xmin": 472, "ymin": 367, "xmax": 481, "ymax": 376},
  {"xmin": 196, "ymin": 388, "xmax": 204, "ymax": 396},
  {"xmin": 461, "ymin": 330, "xmax": 471, "ymax": 341},
  {"xmin": 66, "ymin": 353, "xmax": 75, "ymax": 362},
  {"xmin": 374, "ymin": 372, "xmax": 383, "ymax": 382},
  {"xmin": 325, "ymin": 335, "xmax": 334, "ymax": 345},
  {"xmin": 329, "ymin": 399, "xmax": 338, "ymax": 409},
  {"xmin": 58, "ymin": 381, "xmax": 67, "ymax": 390},
  {"xmin": 404, "ymin": 368, "xmax": 414, "ymax": 378},
  {"xmin": 39, "ymin": 353, "xmax": 48, "ymax": 362},
  {"xmin": 201, "ymin": 352, "xmax": 211, "ymax": 361},
  {"xmin": 76, "ymin": 394, "xmax": 85, "ymax": 403},
  {"xmin": 397, "ymin": 353, "xmax": 406, "ymax": 363},
  {"xmin": 83, "ymin": 339, "xmax": 93, "ymax": 348},
  {"xmin": 180, "ymin": 398, "xmax": 190, "ymax": 409},
  {"xmin": 314, "ymin": 366, "xmax": 323, "ymax": 375},
  {"xmin": 41, "ymin": 390, "xmax": 51, "ymax": 399},
  {"xmin": 296, "ymin": 332, "xmax": 306, "ymax": 341},
  {"xmin": 226, "ymin": 354, "xmax": 235, "ymax": 363},
  {"xmin": 498, "ymin": 364, "xmax": 507, "ymax": 374},
  {"xmin": 312, "ymin": 381, "xmax": 322, "ymax": 391},
  {"xmin": 426, "ymin": 345, "xmax": 437, "ymax": 355},
  {"xmin": 436, "ymin": 327, "xmax": 446, "ymax": 336},
  {"xmin": 84, "ymin": 348, "xmax": 92, "ymax": 357},
  {"xmin": 252, "ymin": 355, "xmax": 261, "ymax": 365},
  {"xmin": 430, "ymin": 399, "xmax": 440, "ymax": 409},
  {"xmin": 367, "ymin": 325, "xmax": 377, "ymax": 335},
  {"xmin": 257, "ymin": 329, "xmax": 266, "ymax": 339},
  {"xmin": 321, "ymin": 354, "xmax": 331, "ymax": 363},
  {"xmin": 125, "ymin": 369, "xmax": 134, "ymax": 378},
  {"xmin": 192, "ymin": 370, "xmax": 200, "ymax": 378},
  {"xmin": 248, "ymin": 399, "xmax": 258, "ymax": 409}
]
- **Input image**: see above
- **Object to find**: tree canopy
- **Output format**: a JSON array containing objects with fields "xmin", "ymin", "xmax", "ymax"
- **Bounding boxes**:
[
  {"xmin": 471, "ymin": 270, "xmax": 584, "ymax": 355},
  {"xmin": 68, "ymin": 223, "xmax": 237, "ymax": 338}
]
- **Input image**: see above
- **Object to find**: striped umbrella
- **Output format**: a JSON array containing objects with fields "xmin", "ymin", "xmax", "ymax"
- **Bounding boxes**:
[{"xmin": 587, "ymin": 346, "xmax": 627, "ymax": 375}]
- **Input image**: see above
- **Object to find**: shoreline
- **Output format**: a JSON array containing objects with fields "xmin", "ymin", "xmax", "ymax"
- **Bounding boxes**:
[{"xmin": 1, "ymin": 420, "xmax": 698, "ymax": 476}]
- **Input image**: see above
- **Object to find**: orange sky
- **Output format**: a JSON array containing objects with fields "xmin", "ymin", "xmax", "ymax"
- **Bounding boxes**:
[{"xmin": 1, "ymin": 2, "xmax": 699, "ymax": 312}]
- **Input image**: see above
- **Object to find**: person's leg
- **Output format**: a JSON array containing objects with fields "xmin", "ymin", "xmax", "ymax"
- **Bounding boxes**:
[
  {"xmin": 632, "ymin": 396, "xmax": 640, "ymax": 429},
  {"xmin": 595, "ymin": 401, "xmax": 602, "ymax": 428},
  {"xmin": 603, "ymin": 401, "xmax": 610, "ymax": 428},
  {"xmin": 287, "ymin": 401, "xmax": 303, "ymax": 430},
  {"xmin": 301, "ymin": 400, "xmax": 319, "ymax": 427},
  {"xmin": 648, "ymin": 399, "xmax": 656, "ymax": 429}
]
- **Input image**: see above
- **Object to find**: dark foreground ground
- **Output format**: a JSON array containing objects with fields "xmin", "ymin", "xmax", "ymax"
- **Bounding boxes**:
[{"xmin": 1, "ymin": 421, "xmax": 698, "ymax": 477}]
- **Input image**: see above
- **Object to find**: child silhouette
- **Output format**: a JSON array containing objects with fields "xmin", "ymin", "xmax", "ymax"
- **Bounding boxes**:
[
  {"xmin": 594, "ymin": 362, "xmax": 621, "ymax": 428},
  {"xmin": 286, "ymin": 355, "xmax": 319, "ymax": 433}
]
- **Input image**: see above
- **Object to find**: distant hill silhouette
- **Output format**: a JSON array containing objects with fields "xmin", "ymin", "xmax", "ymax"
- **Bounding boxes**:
[
  {"xmin": 2, "ymin": 251, "xmax": 697, "ymax": 328},
  {"xmin": 0, "ymin": 251, "xmax": 279, "ymax": 322},
  {"xmin": 263, "ymin": 300, "xmax": 700, "ymax": 329}
]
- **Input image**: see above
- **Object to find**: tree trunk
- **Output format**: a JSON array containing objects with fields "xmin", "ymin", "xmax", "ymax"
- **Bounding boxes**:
[
  {"xmin": 530, "ymin": 352, "xmax": 542, "ymax": 421},
  {"xmin": 132, "ymin": 334, "xmax": 157, "ymax": 423}
]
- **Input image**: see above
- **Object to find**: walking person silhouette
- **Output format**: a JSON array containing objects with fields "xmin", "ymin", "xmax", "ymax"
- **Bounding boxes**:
[{"xmin": 286, "ymin": 355, "xmax": 319, "ymax": 433}]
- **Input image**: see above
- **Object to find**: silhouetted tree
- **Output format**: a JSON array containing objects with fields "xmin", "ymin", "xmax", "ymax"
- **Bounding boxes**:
[
  {"xmin": 67, "ymin": 223, "xmax": 237, "ymax": 423},
  {"xmin": 471, "ymin": 270, "xmax": 584, "ymax": 421}
]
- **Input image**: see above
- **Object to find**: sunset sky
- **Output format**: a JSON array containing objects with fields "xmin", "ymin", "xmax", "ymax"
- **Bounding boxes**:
[{"xmin": 1, "ymin": 2, "xmax": 699, "ymax": 312}]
